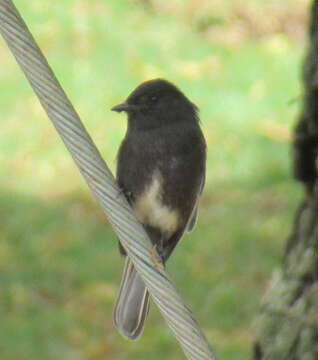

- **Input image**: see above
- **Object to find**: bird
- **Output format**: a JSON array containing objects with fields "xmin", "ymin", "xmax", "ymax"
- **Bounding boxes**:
[{"xmin": 111, "ymin": 78, "xmax": 206, "ymax": 340}]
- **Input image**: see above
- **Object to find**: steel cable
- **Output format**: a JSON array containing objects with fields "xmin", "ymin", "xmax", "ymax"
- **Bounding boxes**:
[{"xmin": 0, "ymin": 1, "xmax": 216, "ymax": 359}]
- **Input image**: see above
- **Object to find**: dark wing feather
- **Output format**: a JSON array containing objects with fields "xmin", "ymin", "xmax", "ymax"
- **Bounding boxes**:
[
  {"xmin": 187, "ymin": 206, "xmax": 198, "ymax": 232},
  {"xmin": 186, "ymin": 173, "xmax": 205, "ymax": 232}
]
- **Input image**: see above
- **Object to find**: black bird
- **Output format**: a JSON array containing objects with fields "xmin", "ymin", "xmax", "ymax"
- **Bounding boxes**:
[{"xmin": 112, "ymin": 79, "xmax": 206, "ymax": 340}]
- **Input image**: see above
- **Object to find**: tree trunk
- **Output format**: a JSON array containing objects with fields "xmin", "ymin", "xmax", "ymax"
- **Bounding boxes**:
[{"xmin": 252, "ymin": 2, "xmax": 318, "ymax": 359}]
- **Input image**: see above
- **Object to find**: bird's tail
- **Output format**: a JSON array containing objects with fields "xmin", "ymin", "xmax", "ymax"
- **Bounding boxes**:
[{"xmin": 113, "ymin": 257, "xmax": 150, "ymax": 340}]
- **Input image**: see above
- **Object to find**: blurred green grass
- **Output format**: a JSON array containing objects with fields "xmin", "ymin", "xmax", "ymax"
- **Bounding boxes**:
[{"xmin": 0, "ymin": 0, "xmax": 307, "ymax": 359}]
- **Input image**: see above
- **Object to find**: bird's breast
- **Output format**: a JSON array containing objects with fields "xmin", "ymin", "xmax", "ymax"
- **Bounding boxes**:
[{"xmin": 133, "ymin": 170, "xmax": 179, "ymax": 236}]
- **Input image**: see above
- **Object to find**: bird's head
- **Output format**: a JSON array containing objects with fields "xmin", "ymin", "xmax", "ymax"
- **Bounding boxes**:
[{"xmin": 112, "ymin": 79, "xmax": 198, "ymax": 130}]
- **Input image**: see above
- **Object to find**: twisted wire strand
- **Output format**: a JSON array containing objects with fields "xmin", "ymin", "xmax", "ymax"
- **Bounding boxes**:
[{"xmin": 0, "ymin": 1, "xmax": 216, "ymax": 359}]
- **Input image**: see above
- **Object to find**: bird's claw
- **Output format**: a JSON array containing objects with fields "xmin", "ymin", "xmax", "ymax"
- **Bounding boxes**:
[
  {"xmin": 117, "ymin": 187, "xmax": 133, "ymax": 203},
  {"xmin": 151, "ymin": 245, "xmax": 164, "ymax": 270}
]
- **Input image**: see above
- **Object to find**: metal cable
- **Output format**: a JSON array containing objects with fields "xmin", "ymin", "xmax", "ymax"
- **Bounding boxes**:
[{"xmin": 0, "ymin": 1, "xmax": 216, "ymax": 358}]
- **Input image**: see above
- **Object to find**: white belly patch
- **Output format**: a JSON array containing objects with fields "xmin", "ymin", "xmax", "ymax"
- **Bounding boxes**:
[{"xmin": 133, "ymin": 170, "xmax": 179, "ymax": 236}]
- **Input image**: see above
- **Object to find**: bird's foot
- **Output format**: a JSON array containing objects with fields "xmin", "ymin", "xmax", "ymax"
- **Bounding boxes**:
[
  {"xmin": 117, "ymin": 186, "xmax": 133, "ymax": 204},
  {"xmin": 151, "ymin": 245, "xmax": 165, "ymax": 270}
]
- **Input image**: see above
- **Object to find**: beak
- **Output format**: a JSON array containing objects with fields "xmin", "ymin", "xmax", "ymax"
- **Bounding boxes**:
[{"xmin": 111, "ymin": 102, "xmax": 134, "ymax": 113}]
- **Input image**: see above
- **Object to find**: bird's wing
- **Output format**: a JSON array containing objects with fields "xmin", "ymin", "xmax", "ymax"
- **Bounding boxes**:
[
  {"xmin": 186, "ymin": 205, "xmax": 198, "ymax": 232},
  {"xmin": 163, "ymin": 172, "xmax": 205, "ymax": 261},
  {"xmin": 186, "ymin": 172, "xmax": 205, "ymax": 232}
]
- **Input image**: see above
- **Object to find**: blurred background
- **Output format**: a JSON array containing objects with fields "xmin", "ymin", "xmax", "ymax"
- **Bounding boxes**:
[{"xmin": 0, "ymin": 0, "xmax": 308, "ymax": 359}]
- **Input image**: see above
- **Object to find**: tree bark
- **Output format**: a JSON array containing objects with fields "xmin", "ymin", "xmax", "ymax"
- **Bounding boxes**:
[{"xmin": 252, "ymin": 2, "xmax": 318, "ymax": 359}]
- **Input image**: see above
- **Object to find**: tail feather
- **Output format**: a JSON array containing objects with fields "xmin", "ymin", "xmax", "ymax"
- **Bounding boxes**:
[{"xmin": 113, "ymin": 257, "xmax": 150, "ymax": 340}]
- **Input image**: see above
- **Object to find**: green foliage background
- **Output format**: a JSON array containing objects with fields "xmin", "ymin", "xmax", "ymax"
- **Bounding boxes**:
[{"xmin": 0, "ymin": 0, "xmax": 307, "ymax": 359}]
